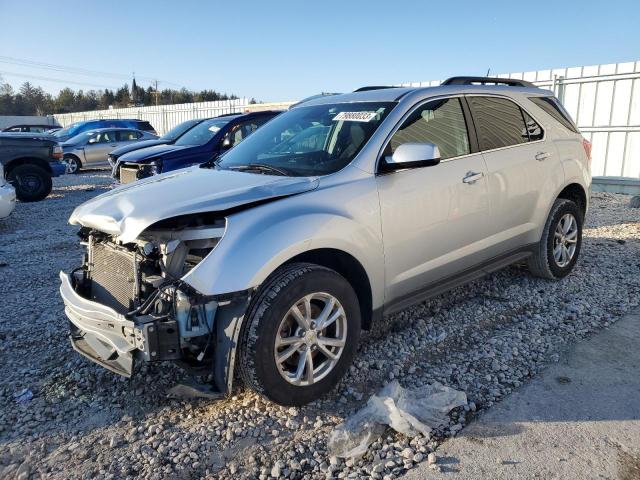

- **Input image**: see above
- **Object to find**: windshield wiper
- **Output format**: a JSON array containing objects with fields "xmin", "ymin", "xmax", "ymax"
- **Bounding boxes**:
[{"xmin": 226, "ymin": 163, "xmax": 290, "ymax": 176}]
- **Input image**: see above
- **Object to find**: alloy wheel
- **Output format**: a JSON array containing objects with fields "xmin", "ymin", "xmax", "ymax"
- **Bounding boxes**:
[
  {"xmin": 553, "ymin": 213, "xmax": 578, "ymax": 268},
  {"xmin": 274, "ymin": 292, "xmax": 347, "ymax": 386}
]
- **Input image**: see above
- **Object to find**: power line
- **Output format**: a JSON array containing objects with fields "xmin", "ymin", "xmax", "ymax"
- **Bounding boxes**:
[
  {"xmin": 0, "ymin": 70, "xmax": 121, "ymax": 89},
  {"xmin": 0, "ymin": 55, "xmax": 188, "ymax": 89}
]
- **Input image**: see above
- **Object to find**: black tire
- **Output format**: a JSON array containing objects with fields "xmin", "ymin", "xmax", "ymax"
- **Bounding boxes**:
[
  {"xmin": 65, "ymin": 155, "xmax": 82, "ymax": 174},
  {"xmin": 238, "ymin": 263, "xmax": 361, "ymax": 406},
  {"xmin": 6, "ymin": 164, "xmax": 53, "ymax": 202},
  {"xmin": 527, "ymin": 198, "xmax": 583, "ymax": 279}
]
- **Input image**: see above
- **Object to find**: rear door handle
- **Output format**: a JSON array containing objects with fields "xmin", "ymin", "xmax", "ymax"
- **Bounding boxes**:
[
  {"xmin": 463, "ymin": 171, "xmax": 484, "ymax": 184},
  {"xmin": 535, "ymin": 151, "xmax": 551, "ymax": 161}
]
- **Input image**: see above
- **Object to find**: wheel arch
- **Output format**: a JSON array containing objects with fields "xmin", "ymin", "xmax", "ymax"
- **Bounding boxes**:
[
  {"xmin": 282, "ymin": 248, "xmax": 374, "ymax": 331},
  {"xmin": 556, "ymin": 182, "xmax": 587, "ymax": 217},
  {"xmin": 4, "ymin": 157, "xmax": 53, "ymax": 175}
]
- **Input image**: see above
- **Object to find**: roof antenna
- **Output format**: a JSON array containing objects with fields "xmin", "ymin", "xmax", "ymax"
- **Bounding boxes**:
[{"xmin": 486, "ymin": 68, "xmax": 491, "ymax": 77}]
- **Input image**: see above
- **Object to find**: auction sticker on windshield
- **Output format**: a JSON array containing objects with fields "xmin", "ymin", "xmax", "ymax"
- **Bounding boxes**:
[{"xmin": 332, "ymin": 111, "xmax": 377, "ymax": 122}]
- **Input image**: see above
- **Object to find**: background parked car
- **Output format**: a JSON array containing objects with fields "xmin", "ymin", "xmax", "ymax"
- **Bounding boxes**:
[
  {"xmin": 53, "ymin": 119, "xmax": 157, "ymax": 142},
  {"xmin": 107, "ymin": 118, "xmax": 207, "ymax": 169},
  {"xmin": 0, "ymin": 163, "xmax": 16, "ymax": 219},
  {"xmin": 0, "ymin": 132, "xmax": 66, "ymax": 201},
  {"xmin": 2, "ymin": 124, "xmax": 62, "ymax": 133},
  {"xmin": 62, "ymin": 128, "xmax": 158, "ymax": 173},
  {"xmin": 114, "ymin": 111, "xmax": 280, "ymax": 183}
]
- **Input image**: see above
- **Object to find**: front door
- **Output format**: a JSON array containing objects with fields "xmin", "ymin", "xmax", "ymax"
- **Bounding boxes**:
[
  {"xmin": 376, "ymin": 97, "xmax": 492, "ymax": 304},
  {"xmin": 84, "ymin": 130, "xmax": 118, "ymax": 166}
]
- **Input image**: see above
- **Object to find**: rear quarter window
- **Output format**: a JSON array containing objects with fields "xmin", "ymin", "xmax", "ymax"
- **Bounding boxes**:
[
  {"xmin": 137, "ymin": 121, "xmax": 154, "ymax": 131},
  {"xmin": 529, "ymin": 96, "xmax": 579, "ymax": 133}
]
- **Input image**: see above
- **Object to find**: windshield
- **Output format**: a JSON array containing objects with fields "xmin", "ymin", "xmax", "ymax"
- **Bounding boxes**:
[
  {"xmin": 64, "ymin": 131, "xmax": 95, "ymax": 145},
  {"xmin": 217, "ymin": 102, "xmax": 395, "ymax": 176},
  {"xmin": 160, "ymin": 119, "xmax": 201, "ymax": 142},
  {"xmin": 174, "ymin": 117, "xmax": 233, "ymax": 146}
]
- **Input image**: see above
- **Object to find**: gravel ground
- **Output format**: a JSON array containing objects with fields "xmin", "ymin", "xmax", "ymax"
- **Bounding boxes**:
[{"xmin": 0, "ymin": 172, "xmax": 639, "ymax": 480}]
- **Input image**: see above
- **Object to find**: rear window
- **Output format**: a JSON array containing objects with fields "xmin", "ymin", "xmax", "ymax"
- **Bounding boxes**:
[
  {"xmin": 529, "ymin": 96, "xmax": 579, "ymax": 133},
  {"xmin": 467, "ymin": 96, "xmax": 528, "ymax": 150},
  {"xmin": 136, "ymin": 121, "xmax": 155, "ymax": 132}
]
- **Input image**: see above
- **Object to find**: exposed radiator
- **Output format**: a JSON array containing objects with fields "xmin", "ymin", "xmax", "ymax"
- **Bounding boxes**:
[
  {"xmin": 119, "ymin": 166, "xmax": 140, "ymax": 184},
  {"xmin": 88, "ymin": 241, "xmax": 139, "ymax": 314}
]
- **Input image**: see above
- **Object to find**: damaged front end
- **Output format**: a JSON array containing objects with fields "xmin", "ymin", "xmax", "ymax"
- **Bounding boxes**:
[{"xmin": 60, "ymin": 216, "xmax": 251, "ymax": 395}]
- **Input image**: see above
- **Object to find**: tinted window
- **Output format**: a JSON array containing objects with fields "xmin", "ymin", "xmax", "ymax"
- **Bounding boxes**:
[
  {"xmin": 529, "ymin": 96, "xmax": 579, "ymax": 133},
  {"xmin": 388, "ymin": 97, "xmax": 470, "ymax": 159},
  {"xmin": 136, "ymin": 121, "xmax": 154, "ymax": 132},
  {"xmin": 468, "ymin": 97, "xmax": 528, "ymax": 150}
]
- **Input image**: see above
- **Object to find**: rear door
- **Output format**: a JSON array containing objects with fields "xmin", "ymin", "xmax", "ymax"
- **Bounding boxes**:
[
  {"xmin": 84, "ymin": 130, "xmax": 118, "ymax": 166},
  {"xmin": 466, "ymin": 95, "xmax": 563, "ymax": 254},
  {"xmin": 376, "ymin": 96, "xmax": 493, "ymax": 304}
]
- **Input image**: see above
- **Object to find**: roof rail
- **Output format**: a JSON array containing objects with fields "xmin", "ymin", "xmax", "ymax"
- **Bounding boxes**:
[
  {"xmin": 441, "ymin": 76, "xmax": 535, "ymax": 88},
  {"xmin": 353, "ymin": 86, "xmax": 399, "ymax": 92}
]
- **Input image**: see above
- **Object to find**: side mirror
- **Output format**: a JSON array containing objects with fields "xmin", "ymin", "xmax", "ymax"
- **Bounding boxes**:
[
  {"xmin": 88, "ymin": 137, "xmax": 98, "ymax": 144},
  {"xmin": 221, "ymin": 136, "xmax": 232, "ymax": 149},
  {"xmin": 384, "ymin": 142, "xmax": 441, "ymax": 171}
]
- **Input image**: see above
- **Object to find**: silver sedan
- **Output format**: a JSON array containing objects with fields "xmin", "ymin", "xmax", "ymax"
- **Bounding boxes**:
[{"xmin": 61, "ymin": 128, "xmax": 158, "ymax": 173}]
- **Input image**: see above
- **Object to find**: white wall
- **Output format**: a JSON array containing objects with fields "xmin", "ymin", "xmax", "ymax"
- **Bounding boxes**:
[{"xmin": 54, "ymin": 99, "xmax": 250, "ymax": 135}]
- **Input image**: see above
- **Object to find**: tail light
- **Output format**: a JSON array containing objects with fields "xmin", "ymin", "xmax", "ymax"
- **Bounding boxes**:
[
  {"xmin": 581, "ymin": 138, "xmax": 592, "ymax": 164},
  {"xmin": 52, "ymin": 145, "xmax": 63, "ymax": 160}
]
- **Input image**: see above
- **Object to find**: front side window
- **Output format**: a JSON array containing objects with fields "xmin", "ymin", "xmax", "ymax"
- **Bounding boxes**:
[
  {"xmin": 216, "ymin": 102, "xmax": 396, "ymax": 176},
  {"xmin": 468, "ymin": 96, "xmax": 528, "ymax": 150},
  {"xmin": 222, "ymin": 116, "xmax": 272, "ymax": 149},
  {"xmin": 90, "ymin": 131, "xmax": 115, "ymax": 144},
  {"xmin": 387, "ymin": 97, "xmax": 470, "ymax": 160}
]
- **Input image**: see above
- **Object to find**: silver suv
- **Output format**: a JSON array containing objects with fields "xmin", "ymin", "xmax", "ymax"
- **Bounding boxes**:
[{"xmin": 60, "ymin": 77, "xmax": 591, "ymax": 406}]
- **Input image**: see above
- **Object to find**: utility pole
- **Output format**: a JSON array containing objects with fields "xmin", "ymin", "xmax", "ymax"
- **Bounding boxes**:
[{"xmin": 150, "ymin": 79, "xmax": 160, "ymax": 106}]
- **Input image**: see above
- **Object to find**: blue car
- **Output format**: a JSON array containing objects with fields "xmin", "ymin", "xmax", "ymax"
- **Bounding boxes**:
[
  {"xmin": 114, "ymin": 111, "xmax": 281, "ymax": 183},
  {"xmin": 53, "ymin": 119, "xmax": 157, "ymax": 143}
]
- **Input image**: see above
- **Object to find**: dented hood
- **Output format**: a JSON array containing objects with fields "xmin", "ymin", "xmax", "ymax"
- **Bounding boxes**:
[{"xmin": 69, "ymin": 166, "xmax": 319, "ymax": 243}]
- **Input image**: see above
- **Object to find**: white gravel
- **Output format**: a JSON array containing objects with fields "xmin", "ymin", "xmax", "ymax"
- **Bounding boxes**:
[{"xmin": 0, "ymin": 173, "xmax": 639, "ymax": 480}]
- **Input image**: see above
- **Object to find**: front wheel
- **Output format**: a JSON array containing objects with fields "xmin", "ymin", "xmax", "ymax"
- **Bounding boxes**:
[
  {"xmin": 238, "ymin": 263, "xmax": 361, "ymax": 406},
  {"xmin": 64, "ymin": 155, "xmax": 82, "ymax": 174},
  {"xmin": 7, "ymin": 164, "xmax": 53, "ymax": 202},
  {"xmin": 528, "ymin": 198, "xmax": 583, "ymax": 279}
]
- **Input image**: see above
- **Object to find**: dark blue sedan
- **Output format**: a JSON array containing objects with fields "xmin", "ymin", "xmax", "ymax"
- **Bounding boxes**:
[{"xmin": 114, "ymin": 111, "xmax": 281, "ymax": 183}]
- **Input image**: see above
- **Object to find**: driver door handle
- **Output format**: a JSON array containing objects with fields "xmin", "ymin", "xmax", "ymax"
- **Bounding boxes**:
[{"xmin": 463, "ymin": 171, "xmax": 484, "ymax": 184}]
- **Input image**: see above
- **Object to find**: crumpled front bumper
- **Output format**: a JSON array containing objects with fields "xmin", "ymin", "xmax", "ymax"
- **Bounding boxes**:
[{"xmin": 59, "ymin": 271, "xmax": 139, "ymax": 376}]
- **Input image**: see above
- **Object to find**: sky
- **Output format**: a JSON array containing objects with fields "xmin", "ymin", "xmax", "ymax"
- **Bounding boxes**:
[{"xmin": 0, "ymin": 0, "xmax": 639, "ymax": 102}]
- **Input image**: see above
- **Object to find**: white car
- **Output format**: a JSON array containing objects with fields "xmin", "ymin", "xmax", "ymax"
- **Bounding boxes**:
[{"xmin": 0, "ymin": 163, "xmax": 17, "ymax": 219}]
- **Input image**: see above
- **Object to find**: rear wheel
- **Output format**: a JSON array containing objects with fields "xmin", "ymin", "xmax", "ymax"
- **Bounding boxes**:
[
  {"xmin": 238, "ymin": 263, "xmax": 361, "ymax": 406},
  {"xmin": 7, "ymin": 164, "xmax": 52, "ymax": 202},
  {"xmin": 528, "ymin": 198, "xmax": 583, "ymax": 279}
]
